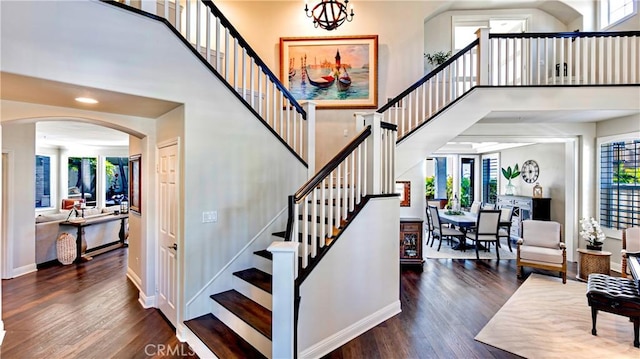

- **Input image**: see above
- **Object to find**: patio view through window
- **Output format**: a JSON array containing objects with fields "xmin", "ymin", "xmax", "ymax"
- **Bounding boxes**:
[{"xmin": 600, "ymin": 139, "xmax": 640, "ymax": 229}]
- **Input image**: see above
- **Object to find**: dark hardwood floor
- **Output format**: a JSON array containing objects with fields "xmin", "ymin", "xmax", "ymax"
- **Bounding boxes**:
[
  {"xmin": 323, "ymin": 259, "xmax": 581, "ymax": 359},
  {"xmin": 1, "ymin": 248, "xmax": 195, "ymax": 359},
  {"xmin": 1, "ymin": 246, "xmax": 584, "ymax": 359}
]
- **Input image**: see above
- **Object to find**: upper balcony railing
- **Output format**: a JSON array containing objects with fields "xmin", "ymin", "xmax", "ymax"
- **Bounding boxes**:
[
  {"xmin": 109, "ymin": 0, "xmax": 311, "ymax": 165},
  {"xmin": 378, "ymin": 30, "xmax": 640, "ymax": 142}
]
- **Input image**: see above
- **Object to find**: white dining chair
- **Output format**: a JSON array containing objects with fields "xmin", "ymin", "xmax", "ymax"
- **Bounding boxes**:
[
  {"xmin": 469, "ymin": 201, "xmax": 481, "ymax": 214},
  {"xmin": 465, "ymin": 210, "xmax": 501, "ymax": 259}
]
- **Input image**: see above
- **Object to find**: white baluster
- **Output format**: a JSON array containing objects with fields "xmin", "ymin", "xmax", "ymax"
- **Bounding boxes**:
[
  {"xmin": 214, "ymin": 18, "xmax": 221, "ymax": 72},
  {"xmin": 311, "ymin": 189, "xmax": 317, "ymax": 257},
  {"xmin": 320, "ymin": 178, "xmax": 326, "ymax": 247}
]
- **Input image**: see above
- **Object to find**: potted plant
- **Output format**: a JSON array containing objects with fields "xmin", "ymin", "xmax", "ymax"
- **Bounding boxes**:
[
  {"xmin": 579, "ymin": 217, "xmax": 606, "ymax": 251},
  {"xmin": 501, "ymin": 164, "xmax": 520, "ymax": 195},
  {"xmin": 424, "ymin": 50, "xmax": 452, "ymax": 69}
]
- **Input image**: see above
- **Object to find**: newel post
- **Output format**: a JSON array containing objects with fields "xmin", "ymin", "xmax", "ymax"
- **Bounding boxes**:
[
  {"xmin": 476, "ymin": 27, "xmax": 490, "ymax": 86},
  {"xmin": 302, "ymin": 101, "xmax": 316, "ymax": 177},
  {"xmin": 268, "ymin": 241, "xmax": 299, "ymax": 359},
  {"xmin": 363, "ymin": 113, "xmax": 383, "ymax": 195}
]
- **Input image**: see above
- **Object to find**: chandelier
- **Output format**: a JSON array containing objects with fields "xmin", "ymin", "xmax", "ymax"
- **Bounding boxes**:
[{"xmin": 304, "ymin": 0, "xmax": 354, "ymax": 31}]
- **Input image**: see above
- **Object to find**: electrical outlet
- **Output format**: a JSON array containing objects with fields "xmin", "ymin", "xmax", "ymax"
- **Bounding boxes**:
[
  {"xmin": 343, "ymin": 129, "xmax": 348, "ymax": 137},
  {"xmin": 202, "ymin": 211, "xmax": 217, "ymax": 223}
]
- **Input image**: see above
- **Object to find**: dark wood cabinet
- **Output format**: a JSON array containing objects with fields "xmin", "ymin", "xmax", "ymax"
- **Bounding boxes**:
[
  {"xmin": 400, "ymin": 218, "xmax": 424, "ymax": 266},
  {"xmin": 496, "ymin": 195, "xmax": 551, "ymax": 239}
]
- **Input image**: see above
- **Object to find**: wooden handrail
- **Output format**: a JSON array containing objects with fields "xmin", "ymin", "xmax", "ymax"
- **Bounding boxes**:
[{"xmin": 294, "ymin": 126, "xmax": 372, "ymax": 201}]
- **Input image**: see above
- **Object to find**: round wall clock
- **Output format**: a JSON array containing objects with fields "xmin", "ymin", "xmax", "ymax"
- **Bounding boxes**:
[{"xmin": 521, "ymin": 160, "xmax": 540, "ymax": 183}]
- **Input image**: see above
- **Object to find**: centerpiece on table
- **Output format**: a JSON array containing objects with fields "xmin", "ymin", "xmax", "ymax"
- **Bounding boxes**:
[{"xmin": 579, "ymin": 217, "xmax": 606, "ymax": 251}]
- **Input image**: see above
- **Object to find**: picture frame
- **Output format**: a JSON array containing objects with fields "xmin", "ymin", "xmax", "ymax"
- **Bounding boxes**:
[
  {"xmin": 129, "ymin": 154, "xmax": 141, "ymax": 214},
  {"xmin": 396, "ymin": 181, "xmax": 411, "ymax": 207},
  {"xmin": 280, "ymin": 35, "xmax": 378, "ymax": 109}
]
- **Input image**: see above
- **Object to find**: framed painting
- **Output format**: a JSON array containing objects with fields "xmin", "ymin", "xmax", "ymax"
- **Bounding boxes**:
[
  {"xmin": 396, "ymin": 181, "xmax": 411, "ymax": 207},
  {"xmin": 129, "ymin": 154, "xmax": 141, "ymax": 214},
  {"xmin": 280, "ymin": 35, "xmax": 378, "ymax": 109}
]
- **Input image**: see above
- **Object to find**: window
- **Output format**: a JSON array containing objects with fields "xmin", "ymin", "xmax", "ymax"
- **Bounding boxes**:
[
  {"xmin": 482, "ymin": 156, "xmax": 499, "ymax": 204},
  {"xmin": 460, "ymin": 158, "xmax": 475, "ymax": 208},
  {"xmin": 68, "ymin": 157, "xmax": 97, "ymax": 207},
  {"xmin": 105, "ymin": 157, "xmax": 129, "ymax": 205},
  {"xmin": 35, "ymin": 155, "xmax": 51, "ymax": 208},
  {"xmin": 600, "ymin": 139, "xmax": 640, "ymax": 229},
  {"xmin": 601, "ymin": 0, "xmax": 636, "ymax": 28}
]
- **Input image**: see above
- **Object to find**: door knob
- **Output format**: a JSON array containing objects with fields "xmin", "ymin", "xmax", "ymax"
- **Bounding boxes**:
[{"xmin": 169, "ymin": 243, "xmax": 178, "ymax": 251}]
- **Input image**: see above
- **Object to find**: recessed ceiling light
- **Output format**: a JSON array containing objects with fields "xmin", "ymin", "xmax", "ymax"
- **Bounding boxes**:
[{"xmin": 75, "ymin": 97, "xmax": 98, "ymax": 104}]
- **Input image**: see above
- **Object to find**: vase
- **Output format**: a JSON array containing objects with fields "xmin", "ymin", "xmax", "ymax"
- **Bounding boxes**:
[
  {"xmin": 586, "ymin": 244, "xmax": 602, "ymax": 251},
  {"xmin": 505, "ymin": 180, "xmax": 517, "ymax": 195}
]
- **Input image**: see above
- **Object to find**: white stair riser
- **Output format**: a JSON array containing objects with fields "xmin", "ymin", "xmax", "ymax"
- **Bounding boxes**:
[
  {"xmin": 253, "ymin": 255, "xmax": 272, "ymax": 275},
  {"xmin": 210, "ymin": 300, "xmax": 272, "ymax": 358},
  {"xmin": 233, "ymin": 276, "xmax": 273, "ymax": 310}
]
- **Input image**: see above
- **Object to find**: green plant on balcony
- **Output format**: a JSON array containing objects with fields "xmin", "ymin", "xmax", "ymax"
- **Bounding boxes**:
[{"xmin": 424, "ymin": 50, "xmax": 452, "ymax": 67}]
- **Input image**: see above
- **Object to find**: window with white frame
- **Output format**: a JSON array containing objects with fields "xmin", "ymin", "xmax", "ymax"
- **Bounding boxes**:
[
  {"xmin": 35, "ymin": 155, "xmax": 52, "ymax": 208},
  {"xmin": 601, "ymin": 0, "xmax": 637, "ymax": 29},
  {"xmin": 599, "ymin": 138, "xmax": 640, "ymax": 229}
]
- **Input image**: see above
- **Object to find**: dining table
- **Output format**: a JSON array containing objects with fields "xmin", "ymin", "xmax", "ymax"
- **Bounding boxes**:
[{"xmin": 437, "ymin": 209, "xmax": 510, "ymax": 251}]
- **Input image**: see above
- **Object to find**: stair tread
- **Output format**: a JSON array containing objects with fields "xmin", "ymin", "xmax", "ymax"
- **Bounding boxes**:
[
  {"xmin": 211, "ymin": 290, "xmax": 272, "ymax": 339},
  {"xmin": 184, "ymin": 313, "xmax": 267, "ymax": 359},
  {"xmin": 253, "ymin": 249, "xmax": 272, "ymax": 260},
  {"xmin": 233, "ymin": 268, "xmax": 272, "ymax": 293}
]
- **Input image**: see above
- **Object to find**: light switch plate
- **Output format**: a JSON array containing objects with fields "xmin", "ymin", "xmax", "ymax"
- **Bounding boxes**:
[{"xmin": 202, "ymin": 211, "xmax": 217, "ymax": 223}]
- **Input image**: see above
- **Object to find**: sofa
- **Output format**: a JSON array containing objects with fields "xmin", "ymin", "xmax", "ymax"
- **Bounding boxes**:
[{"xmin": 35, "ymin": 206, "xmax": 124, "ymax": 265}]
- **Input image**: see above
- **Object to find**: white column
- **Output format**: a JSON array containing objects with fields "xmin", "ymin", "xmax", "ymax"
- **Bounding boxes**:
[
  {"xmin": 476, "ymin": 28, "xmax": 490, "ymax": 86},
  {"xmin": 268, "ymin": 241, "xmax": 299, "ymax": 359},
  {"xmin": 364, "ymin": 113, "xmax": 382, "ymax": 195},
  {"xmin": 303, "ymin": 101, "xmax": 316, "ymax": 178}
]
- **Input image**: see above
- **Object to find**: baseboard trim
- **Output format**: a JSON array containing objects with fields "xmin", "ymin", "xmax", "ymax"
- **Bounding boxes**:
[
  {"xmin": 126, "ymin": 268, "xmax": 156, "ymax": 308},
  {"xmin": 182, "ymin": 323, "xmax": 219, "ymax": 359},
  {"xmin": 13, "ymin": 263, "xmax": 37, "ymax": 278},
  {"xmin": 610, "ymin": 262, "xmax": 621, "ymax": 273},
  {"xmin": 300, "ymin": 300, "xmax": 402, "ymax": 359}
]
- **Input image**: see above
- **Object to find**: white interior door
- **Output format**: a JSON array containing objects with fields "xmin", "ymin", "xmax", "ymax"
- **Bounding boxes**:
[{"xmin": 157, "ymin": 143, "xmax": 179, "ymax": 326}]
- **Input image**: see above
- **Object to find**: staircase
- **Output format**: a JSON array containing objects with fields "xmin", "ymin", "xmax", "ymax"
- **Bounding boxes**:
[
  {"xmin": 185, "ymin": 249, "xmax": 274, "ymax": 358},
  {"xmin": 97, "ymin": 2, "xmax": 640, "ymax": 358}
]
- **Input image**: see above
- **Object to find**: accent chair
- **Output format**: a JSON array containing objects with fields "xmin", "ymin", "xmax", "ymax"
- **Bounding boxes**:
[
  {"xmin": 622, "ymin": 227, "xmax": 640, "ymax": 278},
  {"xmin": 517, "ymin": 220, "xmax": 566, "ymax": 284}
]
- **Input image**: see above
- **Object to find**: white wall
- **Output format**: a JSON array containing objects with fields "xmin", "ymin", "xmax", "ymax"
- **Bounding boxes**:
[
  {"xmin": 298, "ymin": 197, "xmax": 400, "ymax": 358},
  {"xmin": 499, "ymin": 143, "xmax": 566, "ymax": 226},
  {"xmin": 1, "ymin": 1, "xmax": 309, "ymax": 322},
  {"xmin": 398, "ymin": 160, "xmax": 426, "ymax": 220},
  {"xmin": 1, "ymin": 122, "xmax": 36, "ymax": 276}
]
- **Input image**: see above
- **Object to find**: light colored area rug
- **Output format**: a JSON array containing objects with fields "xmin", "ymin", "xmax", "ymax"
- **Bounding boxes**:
[
  {"xmin": 423, "ymin": 237, "xmax": 516, "ymax": 260},
  {"xmin": 475, "ymin": 274, "xmax": 639, "ymax": 358}
]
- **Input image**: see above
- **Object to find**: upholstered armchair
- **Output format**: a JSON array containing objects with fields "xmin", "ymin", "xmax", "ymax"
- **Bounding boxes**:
[
  {"xmin": 622, "ymin": 227, "xmax": 640, "ymax": 278},
  {"xmin": 517, "ymin": 220, "xmax": 567, "ymax": 284}
]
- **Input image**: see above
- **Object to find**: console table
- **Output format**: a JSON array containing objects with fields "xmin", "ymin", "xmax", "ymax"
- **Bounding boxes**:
[
  {"xmin": 496, "ymin": 195, "xmax": 551, "ymax": 239},
  {"xmin": 62, "ymin": 213, "xmax": 129, "ymax": 264}
]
